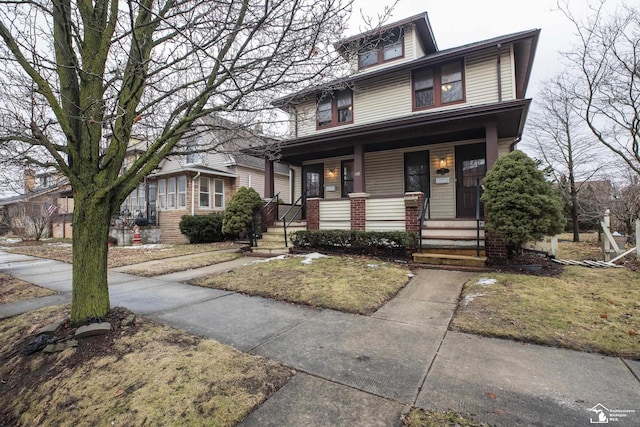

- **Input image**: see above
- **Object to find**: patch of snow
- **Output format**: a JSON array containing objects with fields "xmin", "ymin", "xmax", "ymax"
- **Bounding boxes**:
[
  {"xmin": 118, "ymin": 244, "xmax": 169, "ymax": 250},
  {"xmin": 1, "ymin": 238, "xmax": 22, "ymax": 244},
  {"xmin": 407, "ymin": 273, "xmax": 415, "ymax": 278},
  {"xmin": 251, "ymin": 254, "xmax": 287, "ymax": 264},
  {"xmin": 366, "ymin": 264, "xmax": 379, "ymax": 268},
  {"xmin": 476, "ymin": 278, "xmax": 497, "ymax": 287},
  {"xmin": 462, "ymin": 292, "xmax": 486, "ymax": 305},
  {"xmin": 299, "ymin": 252, "xmax": 329, "ymax": 265}
]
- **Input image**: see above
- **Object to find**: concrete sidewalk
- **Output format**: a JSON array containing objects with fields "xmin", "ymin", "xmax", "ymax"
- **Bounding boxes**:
[{"xmin": 1, "ymin": 250, "xmax": 639, "ymax": 426}]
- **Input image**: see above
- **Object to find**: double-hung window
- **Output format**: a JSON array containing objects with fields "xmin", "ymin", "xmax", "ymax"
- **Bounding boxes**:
[
  {"xmin": 341, "ymin": 160, "xmax": 354, "ymax": 197},
  {"xmin": 358, "ymin": 30, "xmax": 403, "ymax": 69},
  {"xmin": 413, "ymin": 61, "xmax": 464, "ymax": 109},
  {"xmin": 213, "ymin": 179, "xmax": 224, "ymax": 208},
  {"xmin": 199, "ymin": 177, "xmax": 210, "ymax": 208},
  {"xmin": 404, "ymin": 151, "xmax": 430, "ymax": 195},
  {"xmin": 167, "ymin": 177, "xmax": 176, "ymax": 208},
  {"xmin": 158, "ymin": 179, "xmax": 166, "ymax": 209},
  {"xmin": 317, "ymin": 89, "xmax": 353, "ymax": 128},
  {"xmin": 185, "ymin": 139, "xmax": 203, "ymax": 164},
  {"xmin": 177, "ymin": 176, "xmax": 187, "ymax": 208}
]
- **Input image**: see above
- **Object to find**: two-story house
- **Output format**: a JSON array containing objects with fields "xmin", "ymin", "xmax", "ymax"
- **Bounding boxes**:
[
  {"xmin": 255, "ymin": 11, "xmax": 539, "ymax": 265},
  {"xmin": 120, "ymin": 115, "xmax": 292, "ymax": 243}
]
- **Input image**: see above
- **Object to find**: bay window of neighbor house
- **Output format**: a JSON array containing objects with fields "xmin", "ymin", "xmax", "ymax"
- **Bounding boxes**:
[
  {"xmin": 137, "ymin": 183, "xmax": 145, "ymax": 214},
  {"xmin": 158, "ymin": 179, "xmax": 166, "ymax": 209},
  {"xmin": 167, "ymin": 177, "xmax": 176, "ymax": 208},
  {"xmin": 404, "ymin": 151, "xmax": 430, "ymax": 195},
  {"xmin": 341, "ymin": 160, "xmax": 354, "ymax": 197},
  {"xmin": 178, "ymin": 176, "xmax": 187, "ymax": 208},
  {"xmin": 214, "ymin": 179, "xmax": 224, "ymax": 208},
  {"xmin": 199, "ymin": 177, "xmax": 210, "ymax": 208},
  {"xmin": 317, "ymin": 89, "xmax": 353, "ymax": 128},
  {"xmin": 413, "ymin": 61, "xmax": 464, "ymax": 109}
]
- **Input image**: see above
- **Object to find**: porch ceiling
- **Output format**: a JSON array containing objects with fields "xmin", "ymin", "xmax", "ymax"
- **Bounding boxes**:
[{"xmin": 276, "ymin": 99, "xmax": 530, "ymax": 165}]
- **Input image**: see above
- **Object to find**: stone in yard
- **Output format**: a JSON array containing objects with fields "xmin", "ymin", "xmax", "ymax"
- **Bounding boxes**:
[
  {"xmin": 75, "ymin": 322, "xmax": 111, "ymax": 339},
  {"xmin": 37, "ymin": 318, "xmax": 68, "ymax": 335},
  {"xmin": 121, "ymin": 314, "xmax": 136, "ymax": 327},
  {"xmin": 43, "ymin": 340, "xmax": 78, "ymax": 353}
]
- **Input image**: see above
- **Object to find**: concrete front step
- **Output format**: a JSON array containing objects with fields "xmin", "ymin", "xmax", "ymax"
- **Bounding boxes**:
[
  {"xmin": 251, "ymin": 246, "xmax": 290, "ymax": 256},
  {"xmin": 412, "ymin": 252, "xmax": 487, "ymax": 268},
  {"xmin": 420, "ymin": 238, "xmax": 484, "ymax": 247},
  {"xmin": 424, "ymin": 219, "xmax": 484, "ymax": 228},
  {"xmin": 420, "ymin": 247, "xmax": 486, "ymax": 257}
]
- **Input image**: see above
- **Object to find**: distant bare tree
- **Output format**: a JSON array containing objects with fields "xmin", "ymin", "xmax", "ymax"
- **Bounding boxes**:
[
  {"xmin": 558, "ymin": 0, "xmax": 640, "ymax": 175},
  {"xmin": 527, "ymin": 74, "xmax": 607, "ymax": 241}
]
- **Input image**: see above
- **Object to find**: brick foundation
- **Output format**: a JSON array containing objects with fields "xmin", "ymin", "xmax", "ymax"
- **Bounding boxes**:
[{"xmin": 485, "ymin": 230, "xmax": 508, "ymax": 263}]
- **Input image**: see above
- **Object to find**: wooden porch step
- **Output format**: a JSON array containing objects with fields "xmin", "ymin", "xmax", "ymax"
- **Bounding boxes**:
[
  {"xmin": 412, "ymin": 252, "xmax": 487, "ymax": 268},
  {"xmin": 420, "ymin": 247, "xmax": 486, "ymax": 257},
  {"xmin": 250, "ymin": 246, "xmax": 290, "ymax": 257}
]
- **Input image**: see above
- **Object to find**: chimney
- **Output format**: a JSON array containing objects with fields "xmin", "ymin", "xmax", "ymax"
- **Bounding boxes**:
[{"xmin": 24, "ymin": 169, "xmax": 36, "ymax": 193}]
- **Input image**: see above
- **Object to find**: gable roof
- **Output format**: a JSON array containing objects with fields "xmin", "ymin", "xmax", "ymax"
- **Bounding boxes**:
[
  {"xmin": 273, "ymin": 28, "xmax": 540, "ymax": 108},
  {"xmin": 334, "ymin": 11, "xmax": 438, "ymax": 56}
]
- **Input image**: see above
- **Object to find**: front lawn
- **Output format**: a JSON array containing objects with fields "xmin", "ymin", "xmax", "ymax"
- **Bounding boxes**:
[
  {"xmin": 118, "ymin": 251, "xmax": 240, "ymax": 276},
  {"xmin": 0, "ymin": 305, "xmax": 292, "ymax": 425},
  {"xmin": 192, "ymin": 254, "xmax": 411, "ymax": 314},
  {"xmin": 0, "ymin": 273, "xmax": 55, "ymax": 304},
  {"xmin": 451, "ymin": 266, "xmax": 640, "ymax": 359}
]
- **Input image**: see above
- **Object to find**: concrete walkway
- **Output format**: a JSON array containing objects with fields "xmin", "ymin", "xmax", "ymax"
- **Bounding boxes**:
[{"xmin": 1, "ymin": 250, "xmax": 639, "ymax": 426}]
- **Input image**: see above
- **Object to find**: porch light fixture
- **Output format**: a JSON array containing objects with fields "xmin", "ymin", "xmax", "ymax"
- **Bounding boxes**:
[
  {"xmin": 437, "ymin": 157, "xmax": 449, "ymax": 175},
  {"xmin": 327, "ymin": 168, "xmax": 337, "ymax": 178}
]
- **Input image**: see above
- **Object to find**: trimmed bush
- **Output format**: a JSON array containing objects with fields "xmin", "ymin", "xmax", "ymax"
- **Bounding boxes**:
[
  {"xmin": 179, "ymin": 213, "xmax": 225, "ymax": 243},
  {"xmin": 291, "ymin": 229, "xmax": 417, "ymax": 257},
  {"xmin": 222, "ymin": 187, "xmax": 264, "ymax": 237}
]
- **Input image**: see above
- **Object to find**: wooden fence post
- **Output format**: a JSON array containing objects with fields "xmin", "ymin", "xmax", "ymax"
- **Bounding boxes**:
[{"xmin": 603, "ymin": 209, "xmax": 611, "ymax": 262}]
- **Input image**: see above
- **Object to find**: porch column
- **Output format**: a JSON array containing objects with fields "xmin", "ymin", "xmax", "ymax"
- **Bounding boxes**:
[
  {"xmin": 263, "ymin": 158, "xmax": 274, "ymax": 198},
  {"xmin": 404, "ymin": 192, "xmax": 424, "ymax": 236},
  {"xmin": 485, "ymin": 120, "xmax": 499, "ymax": 169},
  {"xmin": 354, "ymin": 143, "xmax": 365, "ymax": 193},
  {"xmin": 349, "ymin": 193, "xmax": 368, "ymax": 231},
  {"xmin": 306, "ymin": 198, "xmax": 320, "ymax": 230}
]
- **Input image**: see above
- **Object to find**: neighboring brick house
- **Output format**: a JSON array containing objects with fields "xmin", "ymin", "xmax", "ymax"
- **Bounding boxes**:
[
  {"xmin": 0, "ymin": 169, "xmax": 73, "ymax": 239},
  {"xmin": 120, "ymin": 116, "xmax": 291, "ymax": 243},
  {"xmin": 253, "ymin": 11, "xmax": 540, "ymax": 265}
]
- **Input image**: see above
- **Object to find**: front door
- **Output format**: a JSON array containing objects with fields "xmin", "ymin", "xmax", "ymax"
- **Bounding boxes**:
[
  {"xmin": 455, "ymin": 143, "xmax": 486, "ymax": 218},
  {"xmin": 302, "ymin": 164, "xmax": 324, "ymax": 218}
]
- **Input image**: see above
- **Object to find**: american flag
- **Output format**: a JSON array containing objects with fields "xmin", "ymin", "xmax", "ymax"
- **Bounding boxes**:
[{"xmin": 45, "ymin": 201, "xmax": 58, "ymax": 217}]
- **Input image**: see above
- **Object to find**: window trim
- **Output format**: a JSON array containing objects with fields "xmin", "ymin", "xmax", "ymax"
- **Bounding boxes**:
[
  {"xmin": 341, "ymin": 160, "xmax": 354, "ymax": 198},
  {"xmin": 157, "ymin": 179, "xmax": 166, "ymax": 210},
  {"xmin": 357, "ymin": 30, "xmax": 405, "ymax": 70},
  {"xmin": 316, "ymin": 89, "xmax": 354, "ymax": 129},
  {"xmin": 185, "ymin": 139, "xmax": 203, "ymax": 165},
  {"xmin": 412, "ymin": 60, "xmax": 465, "ymax": 111},
  {"xmin": 167, "ymin": 177, "xmax": 176, "ymax": 209}
]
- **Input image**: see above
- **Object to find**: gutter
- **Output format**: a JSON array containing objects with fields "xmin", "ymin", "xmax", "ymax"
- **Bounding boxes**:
[{"xmin": 497, "ymin": 43, "xmax": 502, "ymax": 102}]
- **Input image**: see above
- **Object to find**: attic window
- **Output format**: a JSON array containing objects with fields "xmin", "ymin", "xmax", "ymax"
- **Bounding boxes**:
[{"xmin": 357, "ymin": 29, "xmax": 404, "ymax": 69}]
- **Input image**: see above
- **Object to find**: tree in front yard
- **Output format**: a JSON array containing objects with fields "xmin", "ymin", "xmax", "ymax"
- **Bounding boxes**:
[
  {"xmin": 481, "ymin": 150, "xmax": 565, "ymax": 258},
  {"xmin": 222, "ymin": 187, "xmax": 264, "ymax": 238},
  {"xmin": 0, "ymin": 1, "xmax": 353, "ymax": 324}
]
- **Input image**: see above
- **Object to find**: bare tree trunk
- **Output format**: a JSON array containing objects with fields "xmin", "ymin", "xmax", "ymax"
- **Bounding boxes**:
[{"xmin": 70, "ymin": 193, "xmax": 112, "ymax": 324}]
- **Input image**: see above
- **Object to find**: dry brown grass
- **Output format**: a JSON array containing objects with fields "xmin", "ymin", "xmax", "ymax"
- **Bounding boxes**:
[
  {"xmin": 0, "ymin": 305, "xmax": 292, "ymax": 426},
  {"xmin": 0, "ymin": 273, "xmax": 55, "ymax": 304},
  {"xmin": 6, "ymin": 241, "xmax": 242, "ymax": 268},
  {"xmin": 404, "ymin": 408, "xmax": 489, "ymax": 426},
  {"xmin": 452, "ymin": 267, "xmax": 640, "ymax": 359},
  {"xmin": 121, "ymin": 251, "xmax": 240, "ymax": 276},
  {"xmin": 556, "ymin": 232, "xmax": 604, "ymax": 260},
  {"xmin": 193, "ymin": 255, "xmax": 411, "ymax": 314}
]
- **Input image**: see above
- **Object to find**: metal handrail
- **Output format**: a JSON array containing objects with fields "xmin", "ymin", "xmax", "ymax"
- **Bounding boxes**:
[
  {"xmin": 281, "ymin": 193, "xmax": 306, "ymax": 247},
  {"xmin": 476, "ymin": 179, "xmax": 481, "ymax": 257},
  {"xmin": 250, "ymin": 192, "xmax": 279, "ymax": 247},
  {"xmin": 418, "ymin": 195, "xmax": 430, "ymax": 252}
]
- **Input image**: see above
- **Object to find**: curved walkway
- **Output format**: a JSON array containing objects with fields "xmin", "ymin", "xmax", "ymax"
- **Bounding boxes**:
[{"xmin": 1, "ymin": 250, "xmax": 638, "ymax": 426}]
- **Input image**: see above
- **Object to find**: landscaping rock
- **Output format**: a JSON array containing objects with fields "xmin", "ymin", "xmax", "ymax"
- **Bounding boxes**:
[
  {"xmin": 37, "ymin": 318, "xmax": 68, "ymax": 335},
  {"xmin": 75, "ymin": 322, "xmax": 111, "ymax": 339},
  {"xmin": 121, "ymin": 314, "xmax": 136, "ymax": 327},
  {"xmin": 43, "ymin": 340, "xmax": 78, "ymax": 353}
]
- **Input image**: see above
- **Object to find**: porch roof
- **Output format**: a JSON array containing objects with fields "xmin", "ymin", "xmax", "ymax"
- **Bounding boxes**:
[{"xmin": 264, "ymin": 99, "xmax": 531, "ymax": 165}]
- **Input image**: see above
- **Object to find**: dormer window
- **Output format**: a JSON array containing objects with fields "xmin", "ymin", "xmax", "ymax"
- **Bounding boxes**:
[
  {"xmin": 413, "ymin": 61, "xmax": 464, "ymax": 109},
  {"xmin": 317, "ymin": 89, "xmax": 353, "ymax": 129},
  {"xmin": 357, "ymin": 30, "xmax": 404, "ymax": 69}
]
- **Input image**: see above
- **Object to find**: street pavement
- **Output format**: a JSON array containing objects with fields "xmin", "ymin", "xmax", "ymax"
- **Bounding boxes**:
[{"xmin": 1, "ymin": 250, "xmax": 638, "ymax": 426}]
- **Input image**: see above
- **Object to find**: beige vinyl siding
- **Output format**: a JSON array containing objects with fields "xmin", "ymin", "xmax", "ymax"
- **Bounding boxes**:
[
  {"xmin": 235, "ymin": 167, "xmax": 290, "ymax": 202},
  {"xmin": 364, "ymin": 151, "xmax": 405, "ymax": 195},
  {"xmin": 411, "ymin": 24, "xmax": 425, "ymax": 58},
  {"xmin": 429, "ymin": 145, "xmax": 456, "ymax": 219},
  {"xmin": 365, "ymin": 198, "xmax": 406, "ymax": 231},
  {"xmin": 319, "ymin": 200, "xmax": 351, "ymax": 229},
  {"xmin": 465, "ymin": 49, "xmax": 499, "ymax": 105},
  {"xmin": 291, "ymin": 166, "xmax": 302, "ymax": 203},
  {"xmin": 501, "ymin": 45, "xmax": 515, "ymax": 100},
  {"xmin": 498, "ymin": 138, "xmax": 513, "ymax": 157}
]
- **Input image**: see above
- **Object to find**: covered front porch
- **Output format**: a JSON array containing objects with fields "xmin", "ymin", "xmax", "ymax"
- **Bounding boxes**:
[{"xmin": 257, "ymin": 100, "xmax": 530, "ymax": 262}]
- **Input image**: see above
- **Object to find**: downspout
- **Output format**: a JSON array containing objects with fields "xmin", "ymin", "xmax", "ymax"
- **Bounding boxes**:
[
  {"xmin": 292, "ymin": 105, "xmax": 299, "ymax": 138},
  {"xmin": 191, "ymin": 171, "xmax": 201, "ymax": 215},
  {"xmin": 510, "ymin": 136, "xmax": 522, "ymax": 151},
  {"xmin": 496, "ymin": 43, "xmax": 502, "ymax": 102}
]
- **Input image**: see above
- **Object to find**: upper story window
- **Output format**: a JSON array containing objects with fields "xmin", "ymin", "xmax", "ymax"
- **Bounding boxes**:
[
  {"xmin": 413, "ymin": 61, "xmax": 464, "ymax": 110},
  {"xmin": 186, "ymin": 139, "xmax": 203, "ymax": 164},
  {"xmin": 317, "ymin": 89, "xmax": 353, "ymax": 129},
  {"xmin": 358, "ymin": 30, "xmax": 403, "ymax": 69}
]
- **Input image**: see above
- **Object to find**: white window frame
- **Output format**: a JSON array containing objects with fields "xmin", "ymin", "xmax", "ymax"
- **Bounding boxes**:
[
  {"xmin": 167, "ymin": 177, "xmax": 176, "ymax": 209},
  {"xmin": 199, "ymin": 177, "xmax": 210, "ymax": 208},
  {"xmin": 158, "ymin": 179, "xmax": 166, "ymax": 210},
  {"xmin": 213, "ymin": 178, "xmax": 224, "ymax": 209},
  {"xmin": 185, "ymin": 139, "xmax": 203, "ymax": 165},
  {"xmin": 178, "ymin": 176, "xmax": 187, "ymax": 208}
]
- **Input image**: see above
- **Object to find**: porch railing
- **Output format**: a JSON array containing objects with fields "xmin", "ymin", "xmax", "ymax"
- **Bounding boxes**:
[
  {"xmin": 281, "ymin": 193, "xmax": 306, "ymax": 247},
  {"xmin": 418, "ymin": 195, "xmax": 430, "ymax": 252},
  {"xmin": 476, "ymin": 179, "xmax": 482, "ymax": 257},
  {"xmin": 250, "ymin": 192, "xmax": 279, "ymax": 247}
]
